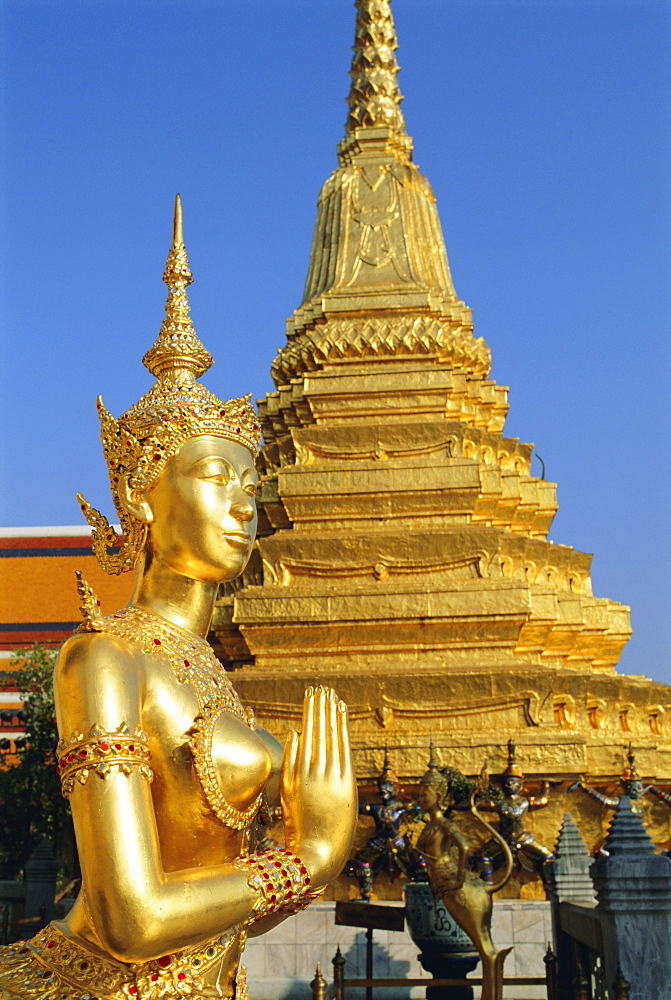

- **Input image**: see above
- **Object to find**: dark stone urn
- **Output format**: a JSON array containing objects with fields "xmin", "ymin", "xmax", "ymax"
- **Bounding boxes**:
[{"xmin": 404, "ymin": 882, "xmax": 479, "ymax": 1000}]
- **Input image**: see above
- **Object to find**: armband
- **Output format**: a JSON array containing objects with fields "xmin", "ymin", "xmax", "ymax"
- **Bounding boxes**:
[
  {"xmin": 56, "ymin": 722, "xmax": 153, "ymax": 797},
  {"xmin": 234, "ymin": 848, "xmax": 323, "ymax": 918}
]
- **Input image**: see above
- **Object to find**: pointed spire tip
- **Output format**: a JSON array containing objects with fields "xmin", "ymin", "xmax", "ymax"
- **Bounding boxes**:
[{"xmin": 173, "ymin": 193, "xmax": 184, "ymax": 247}]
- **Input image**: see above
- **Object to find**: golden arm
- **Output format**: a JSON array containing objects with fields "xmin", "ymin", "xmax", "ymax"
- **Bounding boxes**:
[
  {"xmin": 528, "ymin": 781, "xmax": 551, "ymax": 809},
  {"xmin": 55, "ymin": 636, "xmax": 356, "ymax": 963}
]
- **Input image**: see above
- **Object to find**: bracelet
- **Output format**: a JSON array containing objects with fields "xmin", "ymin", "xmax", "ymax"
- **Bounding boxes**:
[
  {"xmin": 56, "ymin": 722, "xmax": 153, "ymax": 797},
  {"xmin": 234, "ymin": 848, "xmax": 322, "ymax": 918}
]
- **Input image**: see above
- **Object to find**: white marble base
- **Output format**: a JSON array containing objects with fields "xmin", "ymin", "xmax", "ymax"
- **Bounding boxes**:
[{"xmin": 242, "ymin": 899, "xmax": 552, "ymax": 1000}]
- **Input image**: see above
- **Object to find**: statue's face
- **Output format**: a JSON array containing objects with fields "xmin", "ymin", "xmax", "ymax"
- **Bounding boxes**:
[
  {"xmin": 144, "ymin": 436, "xmax": 257, "ymax": 584},
  {"xmin": 418, "ymin": 778, "xmax": 444, "ymax": 812},
  {"xmin": 378, "ymin": 780, "xmax": 395, "ymax": 802},
  {"xmin": 418, "ymin": 780, "xmax": 435, "ymax": 811},
  {"xmin": 503, "ymin": 776, "xmax": 521, "ymax": 796},
  {"xmin": 624, "ymin": 779, "xmax": 643, "ymax": 799}
]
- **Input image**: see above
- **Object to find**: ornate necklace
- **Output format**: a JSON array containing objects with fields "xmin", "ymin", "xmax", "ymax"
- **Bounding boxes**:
[
  {"xmin": 94, "ymin": 605, "xmax": 250, "ymax": 721},
  {"xmin": 78, "ymin": 601, "xmax": 261, "ymax": 830}
]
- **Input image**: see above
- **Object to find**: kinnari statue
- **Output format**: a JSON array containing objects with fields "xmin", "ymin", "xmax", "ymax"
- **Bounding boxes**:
[
  {"xmin": 0, "ymin": 197, "xmax": 357, "ymax": 1000},
  {"xmin": 416, "ymin": 749, "xmax": 513, "ymax": 1000}
]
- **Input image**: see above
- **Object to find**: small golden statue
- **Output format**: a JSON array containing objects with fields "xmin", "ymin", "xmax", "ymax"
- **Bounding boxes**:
[
  {"xmin": 478, "ymin": 740, "xmax": 555, "ymax": 882},
  {"xmin": 416, "ymin": 750, "xmax": 513, "ymax": 1000},
  {"xmin": 569, "ymin": 744, "xmax": 655, "ymax": 836},
  {"xmin": 347, "ymin": 751, "xmax": 422, "ymax": 899},
  {"xmin": 0, "ymin": 197, "xmax": 357, "ymax": 999}
]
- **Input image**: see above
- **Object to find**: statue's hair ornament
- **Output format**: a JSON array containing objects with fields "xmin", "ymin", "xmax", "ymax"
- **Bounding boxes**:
[{"xmin": 78, "ymin": 195, "xmax": 262, "ymax": 574}]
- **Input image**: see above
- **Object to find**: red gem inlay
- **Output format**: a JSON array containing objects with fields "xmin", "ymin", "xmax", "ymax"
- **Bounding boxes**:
[
  {"xmin": 47, "ymin": 941, "xmax": 55, "ymax": 948},
  {"xmin": 128, "ymin": 745, "xmax": 135, "ymax": 752},
  {"xmin": 79, "ymin": 750, "xmax": 87, "ymax": 757},
  {"xmin": 178, "ymin": 973, "xmax": 187, "ymax": 980},
  {"xmin": 100, "ymin": 744, "xmax": 109, "ymax": 751},
  {"xmin": 184, "ymin": 659, "xmax": 190, "ymax": 667},
  {"xmin": 151, "ymin": 974, "xmax": 159, "ymax": 982},
  {"xmin": 129, "ymin": 988, "xmax": 138, "ymax": 996},
  {"xmin": 158, "ymin": 955, "xmax": 171, "ymax": 968},
  {"xmin": 154, "ymin": 638, "xmax": 161, "ymax": 645}
]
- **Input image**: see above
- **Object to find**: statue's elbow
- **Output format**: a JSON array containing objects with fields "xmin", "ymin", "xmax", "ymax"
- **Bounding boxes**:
[{"xmin": 90, "ymin": 895, "xmax": 169, "ymax": 963}]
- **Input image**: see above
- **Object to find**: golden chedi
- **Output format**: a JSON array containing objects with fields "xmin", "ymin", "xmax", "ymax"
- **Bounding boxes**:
[
  {"xmin": 0, "ymin": 197, "xmax": 357, "ymax": 999},
  {"xmin": 213, "ymin": 0, "xmax": 671, "ymax": 895}
]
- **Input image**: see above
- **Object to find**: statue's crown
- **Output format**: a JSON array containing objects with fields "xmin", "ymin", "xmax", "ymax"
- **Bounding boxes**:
[
  {"xmin": 79, "ymin": 196, "xmax": 261, "ymax": 574},
  {"xmin": 501, "ymin": 739, "xmax": 523, "ymax": 778},
  {"xmin": 621, "ymin": 743, "xmax": 640, "ymax": 782}
]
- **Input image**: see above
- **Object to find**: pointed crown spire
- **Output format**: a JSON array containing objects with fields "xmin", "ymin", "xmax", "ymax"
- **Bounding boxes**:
[
  {"xmin": 378, "ymin": 748, "xmax": 398, "ymax": 785},
  {"xmin": 621, "ymin": 743, "xmax": 640, "ymax": 782},
  {"xmin": 346, "ymin": 0, "xmax": 406, "ymax": 136},
  {"xmin": 420, "ymin": 743, "xmax": 447, "ymax": 801},
  {"xmin": 428, "ymin": 738, "xmax": 440, "ymax": 772},
  {"xmin": 77, "ymin": 195, "xmax": 261, "ymax": 575},
  {"xmin": 142, "ymin": 193, "xmax": 212, "ymax": 381},
  {"xmin": 502, "ymin": 739, "xmax": 524, "ymax": 778}
]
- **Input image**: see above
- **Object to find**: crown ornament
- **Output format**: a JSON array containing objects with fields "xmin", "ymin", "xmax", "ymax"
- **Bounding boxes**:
[
  {"xmin": 377, "ymin": 748, "xmax": 399, "ymax": 786},
  {"xmin": 78, "ymin": 195, "xmax": 262, "ymax": 575},
  {"xmin": 621, "ymin": 743, "xmax": 641, "ymax": 782},
  {"xmin": 501, "ymin": 739, "xmax": 523, "ymax": 779}
]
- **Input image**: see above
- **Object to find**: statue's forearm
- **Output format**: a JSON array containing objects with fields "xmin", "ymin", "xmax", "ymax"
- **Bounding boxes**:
[
  {"xmin": 649, "ymin": 786, "xmax": 671, "ymax": 805},
  {"xmin": 73, "ymin": 776, "xmax": 259, "ymax": 963},
  {"xmin": 576, "ymin": 783, "xmax": 618, "ymax": 808}
]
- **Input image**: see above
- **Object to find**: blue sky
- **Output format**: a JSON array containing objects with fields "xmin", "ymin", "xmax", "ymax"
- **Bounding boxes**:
[{"xmin": 1, "ymin": 0, "xmax": 669, "ymax": 685}]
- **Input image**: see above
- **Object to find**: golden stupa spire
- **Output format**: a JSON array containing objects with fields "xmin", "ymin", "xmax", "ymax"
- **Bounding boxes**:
[
  {"xmin": 142, "ymin": 193, "xmax": 212, "ymax": 382},
  {"xmin": 345, "ymin": 0, "xmax": 406, "ymax": 136}
]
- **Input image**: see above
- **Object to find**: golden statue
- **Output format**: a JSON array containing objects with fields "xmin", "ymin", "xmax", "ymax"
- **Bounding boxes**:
[
  {"xmin": 0, "ymin": 197, "xmax": 357, "ymax": 999},
  {"xmin": 477, "ymin": 740, "xmax": 555, "ymax": 883},
  {"xmin": 416, "ymin": 751, "xmax": 513, "ymax": 1000},
  {"xmin": 569, "ymin": 744, "xmax": 655, "ymax": 835}
]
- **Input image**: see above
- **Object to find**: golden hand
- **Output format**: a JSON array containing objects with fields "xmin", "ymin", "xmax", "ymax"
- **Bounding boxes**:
[{"xmin": 280, "ymin": 685, "xmax": 357, "ymax": 887}]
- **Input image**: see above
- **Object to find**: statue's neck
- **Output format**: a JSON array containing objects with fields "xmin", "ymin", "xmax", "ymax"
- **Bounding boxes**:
[{"xmin": 129, "ymin": 552, "xmax": 218, "ymax": 638}]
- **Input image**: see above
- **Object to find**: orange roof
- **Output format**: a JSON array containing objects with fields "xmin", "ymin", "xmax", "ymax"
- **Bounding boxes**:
[{"xmin": 0, "ymin": 528, "xmax": 134, "ymax": 650}]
